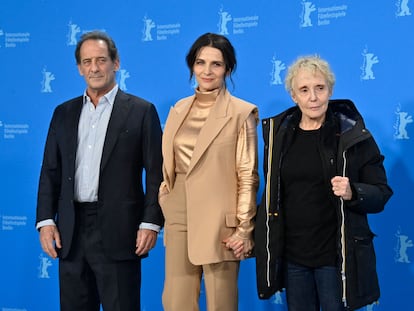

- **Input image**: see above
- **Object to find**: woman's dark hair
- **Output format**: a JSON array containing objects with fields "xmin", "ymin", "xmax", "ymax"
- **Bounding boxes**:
[
  {"xmin": 186, "ymin": 32, "xmax": 237, "ymax": 87},
  {"xmin": 75, "ymin": 30, "xmax": 119, "ymax": 64}
]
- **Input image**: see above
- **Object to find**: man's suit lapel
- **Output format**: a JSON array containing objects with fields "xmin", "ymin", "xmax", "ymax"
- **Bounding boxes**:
[
  {"xmin": 65, "ymin": 97, "xmax": 83, "ymax": 174},
  {"xmin": 100, "ymin": 90, "xmax": 131, "ymax": 172},
  {"xmin": 187, "ymin": 90, "xmax": 231, "ymax": 176}
]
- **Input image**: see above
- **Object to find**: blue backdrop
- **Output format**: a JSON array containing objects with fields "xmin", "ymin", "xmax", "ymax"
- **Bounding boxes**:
[{"xmin": 0, "ymin": 0, "xmax": 412, "ymax": 310}]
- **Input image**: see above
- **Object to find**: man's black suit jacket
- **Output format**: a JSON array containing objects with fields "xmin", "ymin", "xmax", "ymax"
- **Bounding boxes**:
[{"xmin": 36, "ymin": 89, "xmax": 164, "ymax": 260}]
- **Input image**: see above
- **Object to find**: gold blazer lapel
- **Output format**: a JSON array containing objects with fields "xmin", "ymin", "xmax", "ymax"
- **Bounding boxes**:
[
  {"xmin": 162, "ymin": 96, "xmax": 194, "ymax": 186},
  {"xmin": 187, "ymin": 90, "xmax": 232, "ymax": 176}
]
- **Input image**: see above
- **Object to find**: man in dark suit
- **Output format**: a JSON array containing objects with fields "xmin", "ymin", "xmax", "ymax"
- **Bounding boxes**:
[{"xmin": 36, "ymin": 31, "xmax": 163, "ymax": 311}]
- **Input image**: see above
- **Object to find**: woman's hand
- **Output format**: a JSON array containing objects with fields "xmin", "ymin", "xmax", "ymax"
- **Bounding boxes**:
[
  {"xmin": 158, "ymin": 181, "xmax": 170, "ymax": 205},
  {"xmin": 331, "ymin": 176, "xmax": 353, "ymax": 200},
  {"xmin": 223, "ymin": 235, "xmax": 253, "ymax": 259}
]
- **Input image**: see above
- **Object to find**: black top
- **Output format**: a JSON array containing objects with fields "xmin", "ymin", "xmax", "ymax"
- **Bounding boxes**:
[{"xmin": 281, "ymin": 127, "xmax": 337, "ymax": 267}]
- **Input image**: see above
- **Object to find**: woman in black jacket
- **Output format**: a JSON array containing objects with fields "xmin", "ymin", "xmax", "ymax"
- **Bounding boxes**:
[{"xmin": 254, "ymin": 55, "xmax": 393, "ymax": 310}]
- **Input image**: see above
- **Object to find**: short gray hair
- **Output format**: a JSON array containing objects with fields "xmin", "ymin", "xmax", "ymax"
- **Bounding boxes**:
[{"xmin": 285, "ymin": 55, "xmax": 335, "ymax": 93}]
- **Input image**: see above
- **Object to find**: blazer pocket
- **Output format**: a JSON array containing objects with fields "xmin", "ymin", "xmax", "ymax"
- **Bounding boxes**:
[
  {"xmin": 118, "ymin": 129, "xmax": 132, "ymax": 139},
  {"xmin": 158, "ymin": 181, "xmax": 170, "ymax": 208},
  {"xmin": 211, "ymin": 134, "xmax": 237, "ymax": 146},
  {"xmin": 225, "ymin": 213, "xmax": 239, "ymax": 228}
]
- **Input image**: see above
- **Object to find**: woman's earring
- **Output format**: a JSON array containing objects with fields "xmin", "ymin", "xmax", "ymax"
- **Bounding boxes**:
[{"xmin": 191, "ymin": 76, "xmax": 198, "ymax": 89}]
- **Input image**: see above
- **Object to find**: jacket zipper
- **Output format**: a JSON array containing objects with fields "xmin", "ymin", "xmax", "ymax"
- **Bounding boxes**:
[
  {"xmin": 339, "ymin": 129, "xmax": 370, "ymax": 307},
  {"xmin": 265, "ymin": 118, "xmax": 274, "ymax": 287},
  {"xmin": 340, "ymin": 150, "xmax": 347, "ymax": 308}
]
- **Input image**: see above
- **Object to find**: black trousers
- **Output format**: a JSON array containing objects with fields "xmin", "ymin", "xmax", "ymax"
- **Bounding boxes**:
[{"xmin": 59, "ymin": 202, "xmax": 141, "ymax": 311}]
